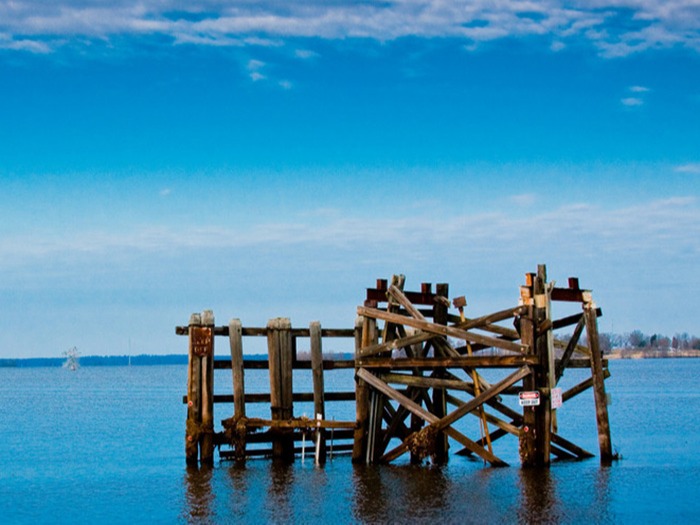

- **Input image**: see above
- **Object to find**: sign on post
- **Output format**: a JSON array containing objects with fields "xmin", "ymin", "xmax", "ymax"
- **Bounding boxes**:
[
  {"xmin": 551, "ymin": 387, "xmax": 563, "ymax": 409},
  {"xmin": 519, "ymin": 390, "xmax": 540, "ymax": 407}
]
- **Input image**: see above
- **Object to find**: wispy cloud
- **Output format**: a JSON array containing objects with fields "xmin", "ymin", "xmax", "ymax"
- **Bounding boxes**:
[
  {"xmin": 621, "ymin": 85, "xmax": 651, "ymax": 107},
  {"xmin": 621, "ymin": 97, "xmax": 644, "ymax": 106},
  {"xmin": 674, "ymin": 163, "xmax": 700, "ymax": 174},
  {"xmin": 0, "ymin": 1, "xmax": 698, "ymax": 57},
  {"xmin": 247, "ymin": 59, "xmax": 266, "ymax": 81},
  {"xmin": 2, "ymin": 197, "xmax": 697, "ymax": 280}
]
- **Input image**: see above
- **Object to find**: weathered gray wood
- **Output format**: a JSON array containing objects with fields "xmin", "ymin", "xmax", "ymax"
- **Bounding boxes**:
[
  {"xmin": 200, "ymin": 310, "xmax": 216, "ymax": 465},
  {"xmin": 454, "ymin": 305, "xmax": 528, "ymax": 331},
  {"xmin": 353, "ymin": 315, "xmax": 374, "ymax": 463},
  {"xmin": 357, "ymin": 305, "xmax": 527, "ymax": 354},
  {"xmin": 357, "ymin": 355, "xmax": 538, "ymax": 369},
  {"xmin": 378, "ymin": 366, "xmax": 531, "ymax": 464},
  {"xmin": 185, "ymin": 312, "xmax": 201, "ymax": 465},
  {"xmin": 229, "ymin": 319, "xmax": 245, "ymax": 419},
  {"xmin": 268, "ymin": 317, "xmax": 295, "ymax": 460},
  {"xmin": 309, "ymin": 321, "xmax": 327, "ymax": 464},
  {"xmin": 584, "ymin": 301, "xmax": 614, "ymax": 462},
  {"xmin": 228, "ymin": 318, "xmax": 246, "ymax": 461},
  {"xmin": 555, "ymin": 315, "xmax": 586, "ymax": 382},
  {"xmin": 380, "ymin": 372, "xmax": 473, "ymax": 391},
  {"xmin": 358, "ymin": 368, "xmax": 508, "ymax": 466}
]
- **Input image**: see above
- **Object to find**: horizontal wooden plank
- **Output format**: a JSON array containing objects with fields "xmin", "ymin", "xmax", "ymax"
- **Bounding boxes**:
[
  {"xmin": 176, "ymin": 326, "xmax": 356, "ymax": 338},
  {"xmin": 357, "ymin": 355, "xmax": 538, "ymax": 369},
  {"xmin": 358, "ymin": 306, "xmax": 527, "ymax": 354},
  {"xmin": 213, "ymin": 359, "xmax": 356, "ymax": 370},
  {"xmin": 182, "ymin": 391, "xmax": 356, "ymax": 404},
  {"xmin": 241, "ymin": 418, "xmax": 357, "ymax": 430}
]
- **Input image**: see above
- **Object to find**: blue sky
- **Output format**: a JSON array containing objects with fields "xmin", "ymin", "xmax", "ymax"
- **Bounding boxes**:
[{"xmin": 1, "ymin": 1, "xmax": 699, "ymax": 357}]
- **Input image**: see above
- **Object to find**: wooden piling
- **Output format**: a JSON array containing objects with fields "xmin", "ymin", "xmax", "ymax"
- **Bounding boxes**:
[
  {"xmin": 228, "ymin": 318, "xmax": 246, "ymax": 461},
  {"xmin": 267, "ymin": 317, "xmax": 295, "ymax": 461},
  {"xmin": 185, "ymin": 310, "xmax": 215, "ymax": 465},
  {"xmin": 310, "ymin": 321, "xmax": 327, "ymax": 464},
  {"xmin": 584, "ymin": 300, "xmax": 614, "ymax": 463},
  {"xmin": 185, "ymin": 313, "xmax": 201, "ymax": 466},
  {"xmin": 353, "ymin": 314, "xmax": 375, "ymax": 463},
  {"xmin": 200, "ymin": 310, "xmax": 216, "ymax": 465},
  {"xmin": 431, "ymin": 282, "xmax": 449, "ymax": 464}
]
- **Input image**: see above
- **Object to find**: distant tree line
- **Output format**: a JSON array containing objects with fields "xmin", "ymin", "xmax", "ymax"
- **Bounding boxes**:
[{"xmin": 583, "ymin": 331, "xmax": 700, "ymax": 355}]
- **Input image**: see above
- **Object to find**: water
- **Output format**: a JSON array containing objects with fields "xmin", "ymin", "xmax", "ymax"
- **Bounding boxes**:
[{"xmin": 1, "ymin": 360, "xmax": 699, "ymax": 523}]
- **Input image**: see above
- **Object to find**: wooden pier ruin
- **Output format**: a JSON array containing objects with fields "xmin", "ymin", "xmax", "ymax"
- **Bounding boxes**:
[{"xmin": 177, "ymin": 265, "xmax": 613, "ymax": 468}]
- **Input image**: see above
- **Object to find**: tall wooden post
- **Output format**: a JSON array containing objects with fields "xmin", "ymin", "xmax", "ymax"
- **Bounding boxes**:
[
  {"xmin": 200, "ymin": 310, "xmax": 216, "ymax": 465},
  {"xmin": 268, "ymin": 317, "xmax": 294, "ymax": 461},
  {"xmin": 431, "ymin": 282, "xmax": 449, "ymax": 464},
  {"xmin": 584, "ymin": 300, "xmax": 614, "ymax": 463},
  {"xmin": 518, "ymin": 286, "xmax": 537, "ymax": 466},
  {"xmin": 186, "ymin": 312, "xmax": 202, "ymax": 466},
  {"xmin": 533, "ymin": 265, "xmax": 553, "ymax": 466},
  {"xmin": 310, "ymin": 321, "xmax": 327, "ymax": 464},
  {"xmin": 353, "ymin": 314, "xmax": 376, "ymax": 463},
  {"xmin": 519, "ymin": 266, "xmax": 553, "ymax": 467},
  {"xmin": 229, "ymin": 318, "xmax": 246, "ymax": 461},
  {"xmin": 185, "ymin": 310, "xmax": 214, "ymax": 466}
]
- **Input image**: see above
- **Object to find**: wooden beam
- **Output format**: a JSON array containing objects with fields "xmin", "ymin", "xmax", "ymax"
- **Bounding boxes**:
[
  {"xmin": 357, "ymin": 355, "xmax": 538, "ymax": 369},
  {"xmin": 357, "ymin": 306, "xmax": 527, "ymax": 354},
  {"xmin": 357, "ymin": 368, "xmax": 508, "ymax": 466},
  {"xmin": 555, "ymin": 315, "xmax": 586, "ymax": 382}
]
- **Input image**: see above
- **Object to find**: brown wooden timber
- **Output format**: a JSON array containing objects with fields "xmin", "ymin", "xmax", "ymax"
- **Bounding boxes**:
[
  {"xmin": 228, "ymin": 319, "xmax": 247, "ymax": 461},
  {"xmin": 357, "ymin": 305, "xmax": 527, "ymax": 354},
  {"xmin": 352, "ymin": 315, "xmax": 374, "ymax": 463},
  {"xmin": 357, "ymin": 368, "xmax": 508, "ymax": 467},
  {"xmin": 388, "ymin": 365, "xmax": 531, "ymax": 453},
  {"xmin": 431, "ymin": 282, "xmax": 449, "ymax": 464},
  {"xmin": 185, "ymin": 313, "xmax": 201, "ymax": 466},
  {"xmin": 357, "ymin": 355, "xmax": 538, "ymax": 369},
  {"xmin": 213, "ymin": 359, "xmax": 356, "ymax": 370},
  {"xmin": 555, "ymin": 315, "xmax": 586, "ymax": 382},
  {"xmin": 229, "ymin": 319, "xmax": 246, "ymax": 421},
  {"xmin": 310, "ymin": 321, "xmax": 327, "ymax": 464},
  {"xmin": 267, "ymin": 318, "xmax": 295, "ymax": 461},
  {"xmin": 584, "ymin": 301, "xmax": 614, "ymax": 463},
  {"xmin": 242, "ymin": 418, "xmax": 357, "ymax": 430},
  {"xmin": 177, "ymin": 325, "xmax": 356, "ymax": 338}
]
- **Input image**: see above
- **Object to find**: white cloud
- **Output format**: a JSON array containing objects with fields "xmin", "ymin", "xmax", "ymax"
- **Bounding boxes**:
[
  {"xmin": 0, "ymin": 1, "xmax": 698, "ymax": 57},
  {"xmin": 2, "ymin": 197, "xmax": 697, "ymax": 276},
  {"xmin": 247, "ymin": 59, "xmax": 266, "ymax": 81},
  {"xmin": 295, "ymin": 49, "xmax": 319, "ymax": 59},
  {"xmin": 621, "ymin": 97, "xmax": 644, "ymax": 106},
  {"xmin": 674, "ymin": 163, "xmax": 700, "ymax": 174},
  {"xmin": 509, "ymin": 193, "xmax": 537, "ymax": 207},
  {"xmin": 629, "ymin": 85, "xmax": 650, "ymax": 93}
]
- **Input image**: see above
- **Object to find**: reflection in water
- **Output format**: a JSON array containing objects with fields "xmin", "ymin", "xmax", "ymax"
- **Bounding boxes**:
[
  {"xmin": 182, "ymin": 465, "xmax": 214, "ymax": 524},
  {"xmin": 264, "ymin": 460, "xmax": 296, "ymax": 523},
  {"xmin": 517, "ymin": 468, "xmax": 560, "ymax": 524},
  {"xmin": 352, "ymin": 464, "xmax": 450, "ymax": 523},
  {"xmin": 593, "ymin": 466, "xmax": 613, "ymax": 523}
]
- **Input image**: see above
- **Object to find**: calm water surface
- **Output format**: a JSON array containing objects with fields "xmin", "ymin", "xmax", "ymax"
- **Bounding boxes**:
[{"xmin": 1, "ymin": 360, "xmax": 699, "ymax": 523}]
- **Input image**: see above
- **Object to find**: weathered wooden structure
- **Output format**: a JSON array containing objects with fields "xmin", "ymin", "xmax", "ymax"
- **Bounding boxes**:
[
  {"xmin": 179, "ymin": 315, "xmax": 359, "ymax": 465},
  {"xmin": 178, "ymin": 265, "xmax": 613, "ymax": 467}
]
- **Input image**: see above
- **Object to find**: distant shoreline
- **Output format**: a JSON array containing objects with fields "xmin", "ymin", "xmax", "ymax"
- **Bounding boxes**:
[
  {"xmin": 607, "ymin": 349, "xmax": 700, "ymax": 359},
  {"xmin": 1, "ymin": 350, "xmax": 698, "ymax": 367}
]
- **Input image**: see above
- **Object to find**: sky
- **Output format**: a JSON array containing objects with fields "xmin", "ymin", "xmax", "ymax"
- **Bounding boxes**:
[{"xmin": 1, "ymin": 1, "xmax": 699, "ymax": 358}]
